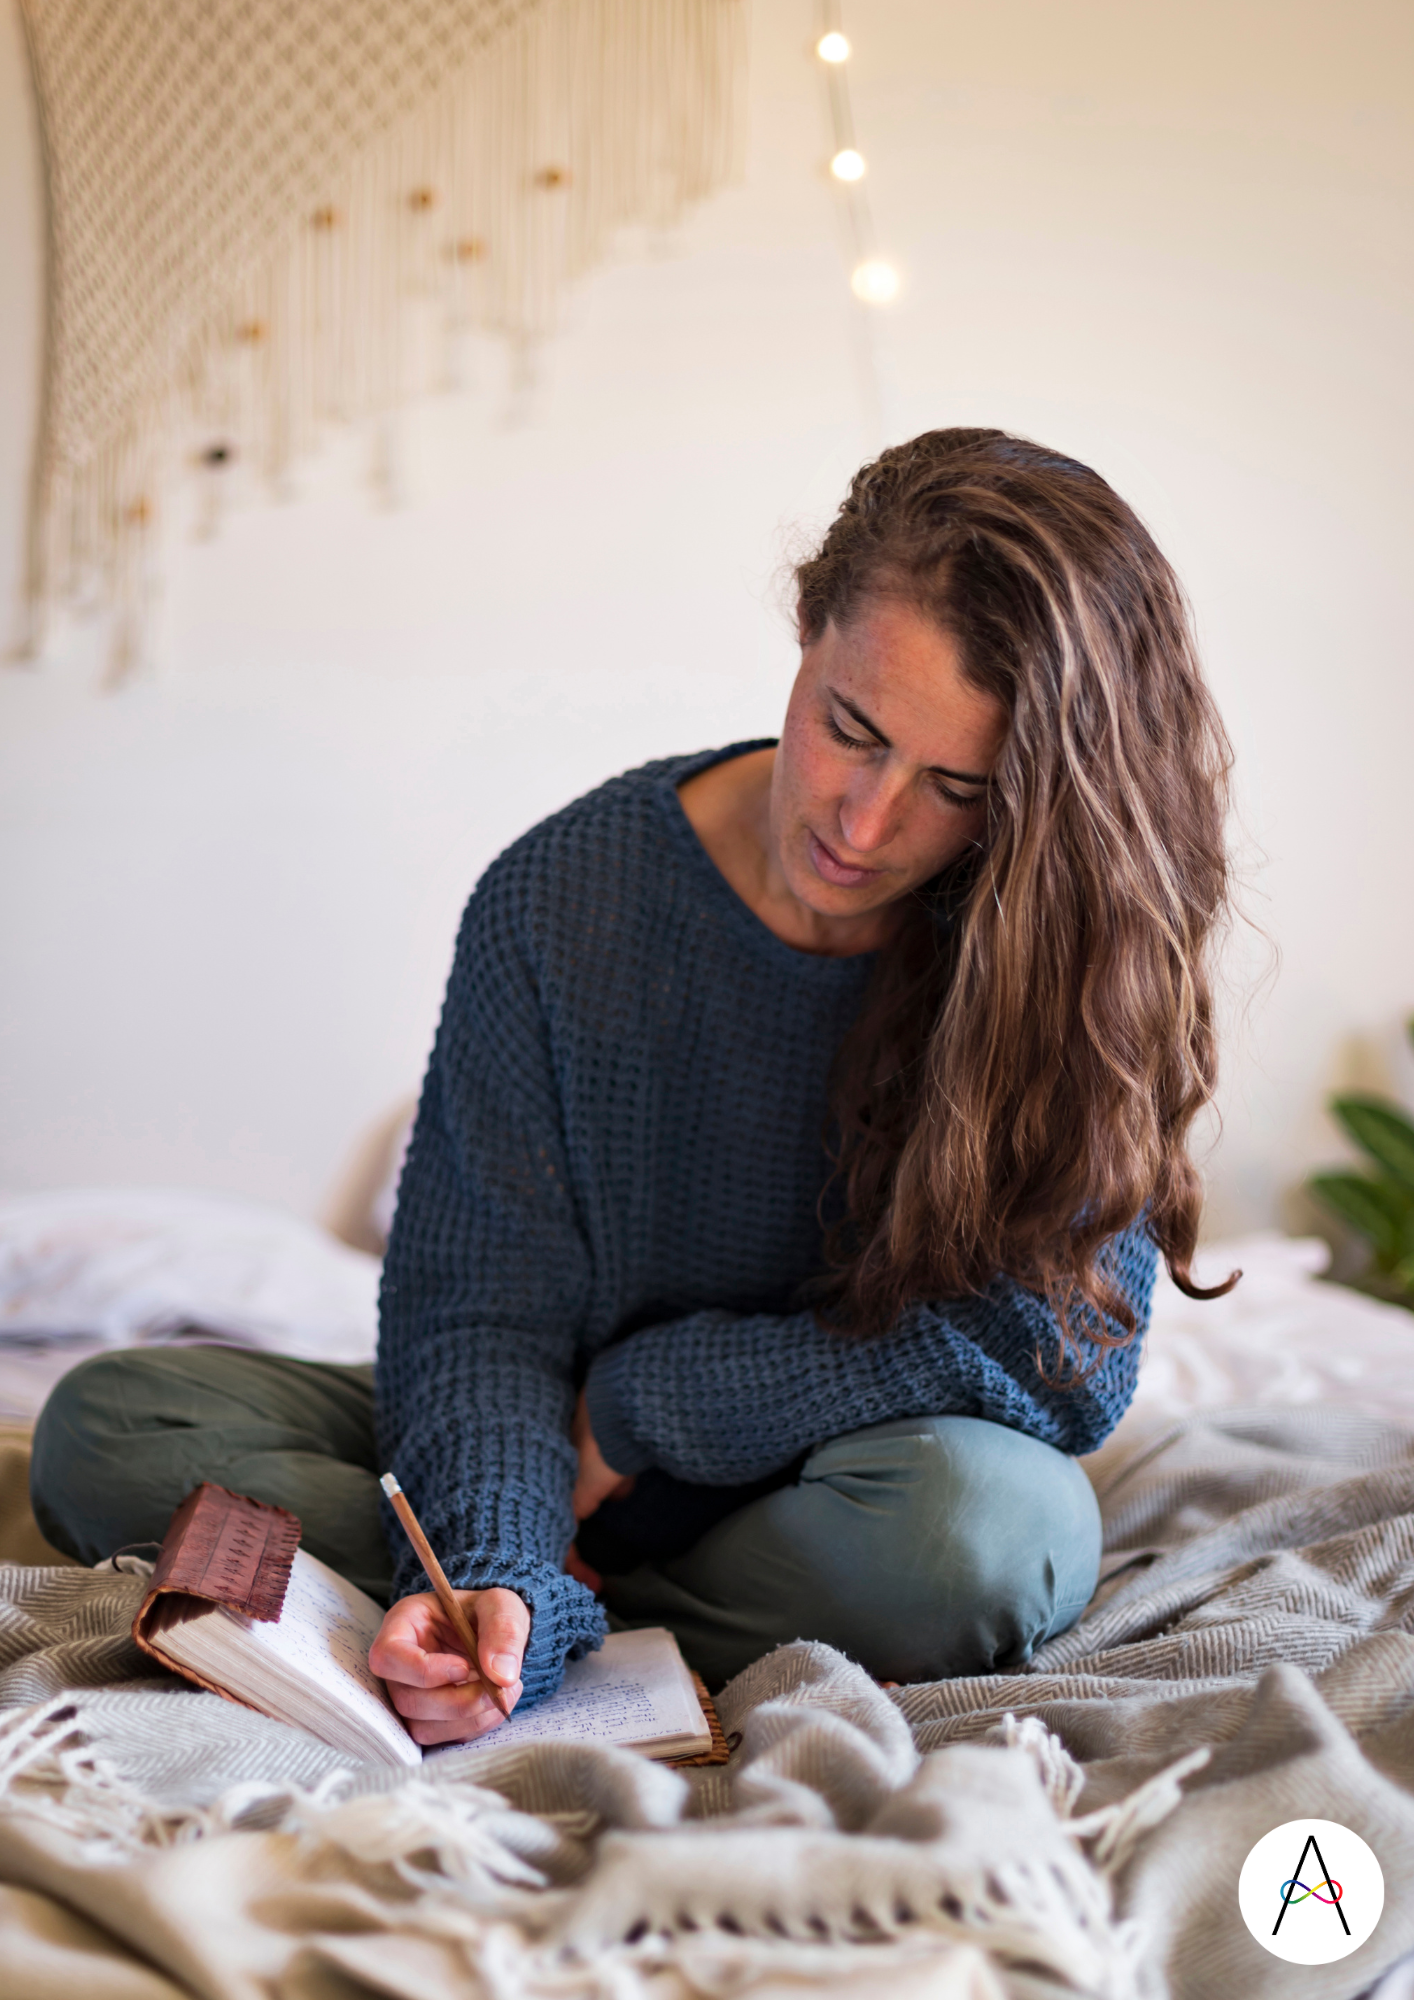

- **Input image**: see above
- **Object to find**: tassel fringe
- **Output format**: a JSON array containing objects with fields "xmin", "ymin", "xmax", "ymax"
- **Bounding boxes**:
[
  {"xmin": 0, "ymin": 1694, "xmax": 1207, "ymax": 1998},
  {"xmin": 17, "ymin": 0, "xmax": 747, "ymax": 680}
]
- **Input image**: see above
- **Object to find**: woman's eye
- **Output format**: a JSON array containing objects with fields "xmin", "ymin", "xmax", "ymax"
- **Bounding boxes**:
[
  {"xmin": 825, "ymin": 710, "xmax": 984, "ymax": 809},
  {"xmin": 825, "ymin": 713, "xmax": 872, "ymax": 751}
]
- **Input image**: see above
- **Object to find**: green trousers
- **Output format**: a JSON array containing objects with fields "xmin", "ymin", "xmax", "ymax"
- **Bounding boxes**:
[{"xmin": 30, "ymin": 1345, "xmax": 1102, "ymax": 1686}]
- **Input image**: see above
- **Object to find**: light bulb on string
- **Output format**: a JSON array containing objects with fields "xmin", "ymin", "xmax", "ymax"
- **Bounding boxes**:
[
  {"xmin": 830, "ymin": 148, "xmax": 866, "ymax": 182},
  {"xmin": 851, "ymin": 259, "xmax": 899, "ymax": 306},
  {"xmin": 816, "ymin": 32, "xmax": 850, "ymax": 63}
]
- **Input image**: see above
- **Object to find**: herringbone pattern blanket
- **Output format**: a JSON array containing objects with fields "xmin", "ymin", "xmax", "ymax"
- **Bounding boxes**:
[{"xmin": 2, "ymin": 1407, "xmax": 1413, "ymax": 1999}]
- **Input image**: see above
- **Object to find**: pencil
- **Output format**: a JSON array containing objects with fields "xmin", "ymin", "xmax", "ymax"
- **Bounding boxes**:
[{"xmin": 379, "ymin": 1472, "xmax": 514, "ymax": 1718}]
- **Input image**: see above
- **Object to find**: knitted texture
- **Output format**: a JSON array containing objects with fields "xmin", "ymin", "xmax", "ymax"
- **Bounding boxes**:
[{"xmin": 376, "ymin": 747, "xmax": 1156, "ymax": 1704}]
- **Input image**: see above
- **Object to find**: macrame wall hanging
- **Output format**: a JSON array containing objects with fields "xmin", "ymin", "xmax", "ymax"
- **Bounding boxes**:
[{"xmin": 16, "ymin": 0, "xmax": 747, "ymax": 681}]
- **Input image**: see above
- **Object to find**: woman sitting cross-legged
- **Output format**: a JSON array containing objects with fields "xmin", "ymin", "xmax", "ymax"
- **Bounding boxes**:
[{"xmin": 32, "ymin": 428, "xmax": 1236, "ymax": 1743}]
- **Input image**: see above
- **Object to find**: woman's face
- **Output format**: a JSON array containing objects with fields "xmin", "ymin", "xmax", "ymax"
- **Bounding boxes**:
[{"xmin": 771, "ymin": 598, "xmax": 1008, "ymax": 933}]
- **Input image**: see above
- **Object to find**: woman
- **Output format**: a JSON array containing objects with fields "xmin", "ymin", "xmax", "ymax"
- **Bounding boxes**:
[{"xmin": 31, "ymin": 429, "xmax": 1234, "ymax": 1748}]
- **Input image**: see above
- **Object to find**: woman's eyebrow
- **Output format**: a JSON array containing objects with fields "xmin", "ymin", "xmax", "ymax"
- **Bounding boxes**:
[{"xmin": 829, "ymin": 688, "xmax": 992, "ymax": 786}]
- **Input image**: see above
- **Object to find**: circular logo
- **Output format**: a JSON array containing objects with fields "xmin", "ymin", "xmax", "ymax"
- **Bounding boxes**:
[{"xmin": 1239, "ymin": 1820, "xmax": 1384, "ymax": 1964}]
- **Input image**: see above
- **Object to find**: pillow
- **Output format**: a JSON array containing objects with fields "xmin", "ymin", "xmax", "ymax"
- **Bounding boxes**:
[{"xmin": 0, "ymin": 1189, "xmax": 379, "ymax": 1364}]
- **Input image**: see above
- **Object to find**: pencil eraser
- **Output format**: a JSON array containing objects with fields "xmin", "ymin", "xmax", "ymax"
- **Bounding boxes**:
[{"xmin": 379, "ymin": 1472, "xmax": 402, "ymax": 1498}]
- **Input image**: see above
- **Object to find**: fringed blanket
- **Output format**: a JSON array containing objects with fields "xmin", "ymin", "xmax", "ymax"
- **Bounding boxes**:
[{"xmin": 3, "ymin": 1408, "xmax": 1414, "ymax": 2000}]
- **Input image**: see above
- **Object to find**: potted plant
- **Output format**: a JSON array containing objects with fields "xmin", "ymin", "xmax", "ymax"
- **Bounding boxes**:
[{"xmin": 1308, "ymin": 1018, "xmax": 1414, "ymax": 1310}]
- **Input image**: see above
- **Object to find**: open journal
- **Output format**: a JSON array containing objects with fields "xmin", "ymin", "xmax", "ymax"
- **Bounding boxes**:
[
  {"xmin": 132, "ymin": 1483, "xmax": 720, "ymax": 1769},
  {"xmin": 429, "ymin": 1624, "xmax": 714, "ymax": 1763}
]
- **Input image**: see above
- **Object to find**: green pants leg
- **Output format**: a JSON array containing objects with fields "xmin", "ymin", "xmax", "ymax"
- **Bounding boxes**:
[
  {"xmin": 600, "ymin": 1415, "xmax": 1102, "ymax": 1686},
  {"xmin": 29, "ymin": 1346, "xmax": 391, "ymax": 1602},
  {"xmin": 32, "ymin": 1354, "xmax": 1102, "ymax": 1688}
]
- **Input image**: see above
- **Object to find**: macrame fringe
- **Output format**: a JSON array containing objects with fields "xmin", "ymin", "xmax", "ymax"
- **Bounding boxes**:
[
  {"xmin": 0, "ymin": 1694, "xmax": 229, "ymax": 1853},
  {"xmin": 0, "ymin": 1696, "xmax": 1206, "ymax": 1998},
  {"xmin": 19, "ymin": 0, "xmax": 746, "ymax": 683},
  {"xmin": 984, "ymin": 1711, "xmax": 1089, "ymax": 1819},
  {"xmin": 1068, "ymin": 1744, "xmax": 1212, "ymax": 1877},
  {"xmin": 986, "ymin": 1709, "xmax": 1214, "ymax": 1878}
]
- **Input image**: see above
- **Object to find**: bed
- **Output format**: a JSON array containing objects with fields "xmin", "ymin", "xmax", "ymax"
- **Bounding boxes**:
[{"xmin": 2, "ymin": 1194, "xmax": 1413, "ymax": 1999}]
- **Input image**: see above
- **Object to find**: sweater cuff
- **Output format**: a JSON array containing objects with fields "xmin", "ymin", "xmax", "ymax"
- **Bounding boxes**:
[
  {"xmin": 390, "ymin": 1555, "xmax": 606, "ymax": 1708},
  {"xmin": 584, "ymin": 1343, "xmax": 655, "ymax": 1477}
]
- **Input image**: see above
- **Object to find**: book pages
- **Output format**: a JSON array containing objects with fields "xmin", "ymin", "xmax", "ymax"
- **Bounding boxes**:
[
  {"xmin": 155, "ymin": 1548, "xmax": 419, "ymax": 1766},
  {"xmin": 431, "ymin": 1626, "xmax": 709, "ymax": 1761},
  {"xmin": 155, "ymin": 1557, "xmax": 707, "ymax": 1768}
]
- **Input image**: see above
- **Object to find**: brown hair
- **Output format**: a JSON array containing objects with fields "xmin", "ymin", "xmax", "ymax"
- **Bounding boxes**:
[{"xmin": 801, "ymin": 428, "xmax": 1236, "ymax": 1370}]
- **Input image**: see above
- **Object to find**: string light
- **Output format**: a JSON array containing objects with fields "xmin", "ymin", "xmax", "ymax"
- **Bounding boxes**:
[
  {"xmin": 815, "ymin": 9, "xmax": 900, "ymax": 312},
  {"xmin": 850, "ymin": 260, "xmax": 899, "ymax": 305}
]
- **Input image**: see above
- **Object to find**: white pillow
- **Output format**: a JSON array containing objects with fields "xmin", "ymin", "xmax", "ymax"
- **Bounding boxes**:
[
  {"xmin": 1138, "ymin": 1231, "xmax": 1414, "ymax": 1426},
  {"xmin": 0, "ymin": 1188, "xmax": 379, "ymax": 1364}
]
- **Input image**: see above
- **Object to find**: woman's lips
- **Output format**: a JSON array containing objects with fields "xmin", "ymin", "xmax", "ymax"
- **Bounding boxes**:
[{"xmin": 808, "ymin": 832, "xmax": 882, "ymax": 889}]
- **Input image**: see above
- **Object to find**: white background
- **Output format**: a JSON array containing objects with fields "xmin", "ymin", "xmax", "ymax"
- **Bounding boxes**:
[{"xmin": 1, "ymin": 0, "xmax": 1411, "ymax": 1237}]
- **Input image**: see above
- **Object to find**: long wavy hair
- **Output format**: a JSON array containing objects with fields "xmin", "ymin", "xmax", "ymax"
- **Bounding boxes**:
[{"xmin": 803, "ymin": 428, "xmax": 1236, "ymax": 1371}]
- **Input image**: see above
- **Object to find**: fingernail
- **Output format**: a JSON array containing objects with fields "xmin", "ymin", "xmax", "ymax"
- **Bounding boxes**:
[{"xmin": 488, "ymin": 1652, "xmax": 519, "ymax": 1682}]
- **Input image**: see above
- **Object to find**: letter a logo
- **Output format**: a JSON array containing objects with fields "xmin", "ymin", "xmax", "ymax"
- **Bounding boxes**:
[
  {"xmin": 1240, "ymin": 1820, "xmax": 1383, "ymax": 1965},
  {"xmin": 1271, "ymin": 1832, "xmax": 1349, "ymax": 1938}
]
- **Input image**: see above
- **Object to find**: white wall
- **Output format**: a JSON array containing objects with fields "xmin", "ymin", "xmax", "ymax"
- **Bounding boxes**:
[{"xmin": 2, "ymin": 0, "xmax": 1412, "ymax": 1239}]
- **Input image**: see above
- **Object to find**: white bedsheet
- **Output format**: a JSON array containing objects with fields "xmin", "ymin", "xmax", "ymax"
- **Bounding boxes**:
[
  {"xmin": 1137, "ymin": 1231, "xmax": 1414, "ymax": 1425},
  {"xmin": 1, "ymin": 1199, "xmax": 1409, "ymax": 1440},
  {"xmin": 0, "ymin": 1188, "xmax": 378, "ymax": 1422}
]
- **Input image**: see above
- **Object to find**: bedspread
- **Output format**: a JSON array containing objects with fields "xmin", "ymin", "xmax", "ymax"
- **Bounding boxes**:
[{"xmin": 2, "ymin": 1407, "xmax": 1414, "ymax": 2000}]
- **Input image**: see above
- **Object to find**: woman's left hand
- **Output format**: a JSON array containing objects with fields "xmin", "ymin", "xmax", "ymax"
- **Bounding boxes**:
[{"xmin": 571, "ymin": 1388, "xmax": 634, "ymax": 1520}]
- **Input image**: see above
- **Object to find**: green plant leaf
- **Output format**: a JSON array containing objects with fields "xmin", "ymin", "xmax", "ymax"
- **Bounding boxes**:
[
  {"xmin": 1308, "ymin": 1171, "xmax": 1410, "ymax": 1264},
  {"xmin": 1330, "ymin": 1095, "xmax": 1414, "ymax": 1190},
  {"xmin": 1356, "ymin": 1269, "xmax": 1414, "ymax": 1314}
]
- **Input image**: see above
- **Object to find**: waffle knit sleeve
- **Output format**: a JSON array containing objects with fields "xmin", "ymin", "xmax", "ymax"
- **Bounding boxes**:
[
  {"xmin": 374, "ymin": 864, "xmax": 606, "ymax": 1707},
  {"xmin": 583, "ymin": 1220, "xmax": 1156, "ymax": 1484}
]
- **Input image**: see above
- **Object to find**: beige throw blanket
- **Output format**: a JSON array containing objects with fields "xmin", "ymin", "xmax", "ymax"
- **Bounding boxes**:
[{"xmin": 2, "ymin": 1407, "xmax": 1414, "ymax": 1999}]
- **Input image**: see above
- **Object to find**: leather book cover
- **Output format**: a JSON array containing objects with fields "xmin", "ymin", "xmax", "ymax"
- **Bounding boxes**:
[{"xmin": 132, "ymin": 1482, "xmax": 302, "ymax": 1695}]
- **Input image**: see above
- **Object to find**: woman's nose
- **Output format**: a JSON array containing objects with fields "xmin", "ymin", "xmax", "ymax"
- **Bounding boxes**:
[{"xmin": 838, "ymin": 774, "xmax": 905, "ymax": 855}]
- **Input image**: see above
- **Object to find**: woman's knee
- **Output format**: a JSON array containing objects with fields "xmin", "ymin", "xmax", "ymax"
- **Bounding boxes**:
[
  {"xmin": 31, "ymin": 1346, "xmax": 389, "ymax": 1594},
  {"xmin": 30, "ymin": 1349, "xmax": 193, "ymax": 1563},
  {"xmin": 788, "ymin": 1416, "xmax": 1102, "ymax": 1681}
]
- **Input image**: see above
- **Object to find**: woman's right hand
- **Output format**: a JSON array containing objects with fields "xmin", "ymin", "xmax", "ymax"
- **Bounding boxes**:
[{"xmin": 368, "ymin": 1585, "xmax": 529, "ymax": 1746}]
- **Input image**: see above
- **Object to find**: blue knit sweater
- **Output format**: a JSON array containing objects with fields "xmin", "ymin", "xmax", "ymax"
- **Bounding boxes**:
[{"xmin": 376, "ymin": 746, "xmax": 1154, "ymax": 1704}]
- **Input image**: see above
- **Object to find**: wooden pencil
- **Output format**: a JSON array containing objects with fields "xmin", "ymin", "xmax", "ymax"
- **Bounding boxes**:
[{"xmin": 379, "ymin": 1471, "xmax": 514, "ymax": 1717}]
